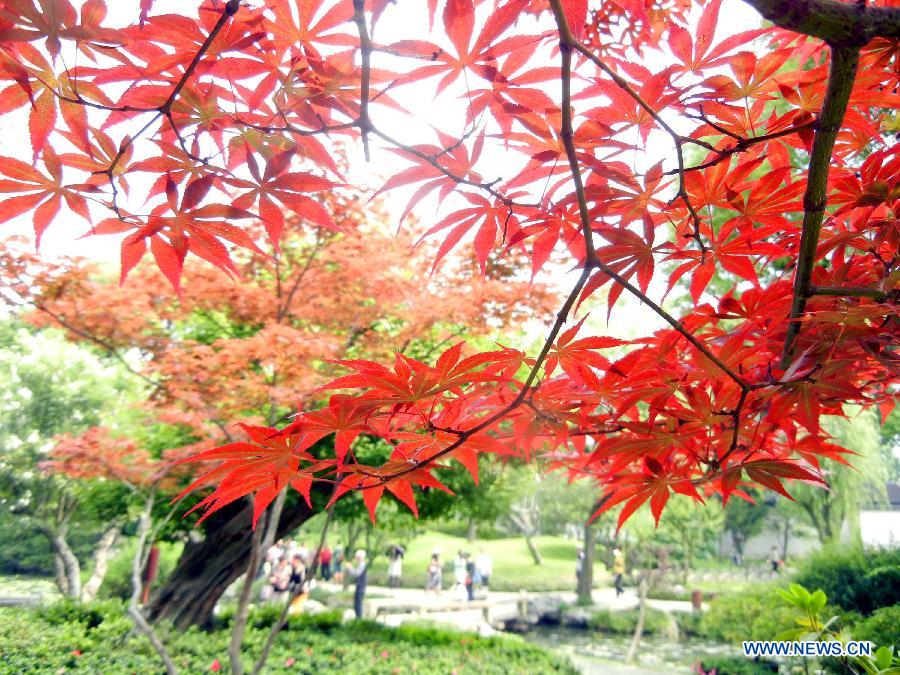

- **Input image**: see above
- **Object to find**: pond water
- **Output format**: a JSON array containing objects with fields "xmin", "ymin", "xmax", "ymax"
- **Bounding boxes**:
[{"xmin": 523, "ymin": 625, "xmax": 738, "ymax": 674}]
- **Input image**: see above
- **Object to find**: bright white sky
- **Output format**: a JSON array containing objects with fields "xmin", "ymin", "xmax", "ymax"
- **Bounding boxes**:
[{"xmin": 1, "ymin": 0, "xmax": 767, "ymax": 345}]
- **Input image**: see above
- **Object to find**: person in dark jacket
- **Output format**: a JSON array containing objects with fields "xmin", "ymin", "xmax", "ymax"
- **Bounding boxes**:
[
  {"xmin": 289, "ymin": 553, "xmax": 306, "ymax": 592},
  {"xmin": 348, "ymin": 549, "xmax": 368, "ymax": 619},
  {"xmin": 464, "ymin": 553, "xmax": 476, "ymax": 601}
]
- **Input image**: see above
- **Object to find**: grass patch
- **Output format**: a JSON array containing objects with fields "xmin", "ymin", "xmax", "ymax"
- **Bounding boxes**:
[{"xmin": 365, "ymin": 530, "xmax": 606, "ymax": 592}]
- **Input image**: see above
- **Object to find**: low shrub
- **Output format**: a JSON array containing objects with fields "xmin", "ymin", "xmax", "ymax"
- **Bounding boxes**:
[
  {"xmin": 0, "ymin": 603, "xmax": 578, "ymax": 674},
  {"xmin": 851, "ymin": 605, "xmax": 900, "ymax": 649},
  {"xmin": 38, "ymin": 597, "xmax": 125, "ymax": 629},
  {"xmin": 695, "ymin": 655, "xmax": 778, "ymax": 674},
  {"xmin": 697, "ymin": 587, "xmax": 801, "ymax": 643},
  {"xmin": 676, "ymin": 610, "xmax": 703, "ymax": 637},
  {"xmin": 792, "ymin": 546, "xmax": 900, "ymax": 615},
  {"xmin": 589, "ymin": 607, "xmax": 671, "ymax": 635},
  {"xmin": 100, "ymin": 539, "xmax": 183, "ymax": 601},
  {"xmin": 697, "ymin": 586, "xmax": 860, "ymax": 645}
]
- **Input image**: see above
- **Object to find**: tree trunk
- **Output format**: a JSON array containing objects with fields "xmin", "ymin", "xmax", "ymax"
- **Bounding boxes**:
[
  {"xmin": 576, "ymin": 520, "xmax": 594, "ymax": 604},
  {"xmin": 524, "ymin": 533, "xmax": 543, "ymax": 565},
  {"xmin": 147, "ymin": 494, "xmax": 318, "ymax": 630},
  {"xmin": 82, "ymin": 523, "xmax": 122, "ymax": 602},
  {"xmin": 626, "ymin": 575, "xmax": 650, "ymax": 665},
  {"xmin": 49, "ymin": 529, "xmax": 81, "ymax": 599},
  {"xmin": 466, "ymin": 518, "xmax": 477, "ymax": 543},
  {"xmin": 781, "ymin": 518, "xmax": 791, "ymax": 562},
  {"xmin": 129, "ymin": 491, "xmax": 177, "ymax": 675},
  {"xmin": 53, "ymin": 553, "xmax": 69, "ymax": 597},
  {"xmin": 228, "ymin": 517, "xmax": 265, "ymax": 675}
]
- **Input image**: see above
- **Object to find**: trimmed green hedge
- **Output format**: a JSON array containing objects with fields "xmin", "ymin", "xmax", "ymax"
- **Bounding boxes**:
[
  {"xmin": 697, "ymin": 586, "xmax": 809, "ymax": 643},
  {"xmin": 0, "ymin": 601, "xmax": 577, "ymax": 674},
  {"xmin": 695, "ymin": 655, "xmax": 778, "ymax": 674},
  {"xmin": 793, "ymin": 546, "xmax": 900, "ymax": 615},
  {"xmin": 850, "ymin": 605, "xmax": 900, "ymax": 650}
]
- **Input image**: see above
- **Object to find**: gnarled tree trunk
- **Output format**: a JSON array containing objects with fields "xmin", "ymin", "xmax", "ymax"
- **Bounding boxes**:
[
  {"xmin": 49, "ymin": 527, "xmax": 81, "ymax": 599},
  {"xmin": 82, "ymin": 522, "xmax": 122, "ymax": 602},
  {"xmin": 147, "ymin": 494, "xmax": 318, "ymax": 630}
]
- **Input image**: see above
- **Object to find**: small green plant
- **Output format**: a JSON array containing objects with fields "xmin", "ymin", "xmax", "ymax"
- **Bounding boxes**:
[
  {"xmin": 778, "ymin": 583, "xmax": 900, "ymax": 675},
  {"xmin": 588, "ymin": 607, "xmax": 670, "ymax": 635}
]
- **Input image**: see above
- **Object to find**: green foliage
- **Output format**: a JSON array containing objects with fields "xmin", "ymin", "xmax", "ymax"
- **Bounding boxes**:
[
  {"xmin": 38, "ymin": 597, "xmax": 126, "ymax": 630},
  {"xmin": 0, "ymin": 325, "xmax": 143, "ymax": 579},
  {"xmin": 99, "ymin": 540, "xmax": 183, "ymax": 600},
  {"xmin": 851, "ymin": 606, "xmax": 900, "ymax": 650},
  {"xmin": 588, "ymin": 607, "xmax": 671, "ymax": 635},
  {"xmin": 0, "ymin": 511, "xmax": 97, "ymax": 575},
  {"xmin": 723, "ymin": 489, "xmax": 769, "ymax": 555},
  {"xmin": 695, "ymin": 655, "xmax": 778, "ymax": 674},
  {"xmin": 216, "ymin": 604, "xmax": 345, "ymax": 631},
  {"xmin": 878, "ymin": 407, "xmax": 900, "ymax": 483},
  {"xmin": 785, "ymin": 410, "xmax": 886, "ymax": 544},
  {"xmin": 0, "ymin": 604, "xmax": 577, "ymax": 674},
  {"xmin": 776, "ymin": 584, "xmax": 900, "ymax": 674},
  {"xmin": 697, "ymin": 586, "xmax": 803, "ymax": 643},
  {"xmin": 793, "ymin": 546, "xmax": 900, "ymax": 615}
]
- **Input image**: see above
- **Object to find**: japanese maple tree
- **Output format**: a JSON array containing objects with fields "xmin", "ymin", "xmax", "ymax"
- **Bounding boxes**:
[
  {"xmin": 0, "ymin": 0, "xmax": 897, "ymax": 535},
  {"xmin": 0, "ymin": 200, "xmax": 551, "ymax": 624}
]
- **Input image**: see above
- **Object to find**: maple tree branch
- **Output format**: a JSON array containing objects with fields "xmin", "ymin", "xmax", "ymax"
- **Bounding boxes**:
[
  {"xmin": 358, "ymin": 264, "xmax": 594, "ymax": 488},
  {"xmin": 663, "ymin": 120, "xmax": 817, "ymax": 175},
  {"xmin": 809, "ymin": 285, "xmax": 889, "ymax": 301},
  {"xmin": 741, "ymin": 0, "xmax": 900, "ymax": 46},
  {"xmin": 557, "ymin": 14, "xmax": 708, "ymax": 252},
  {"xmin": 352, "ymin": 0, "xmax": 373, "ymax": 161},
  {"xmin": 369, "ymin": 126, "xmax": 536, "ymax": 208},
  {"xmin": 161, "ymin": 0, "xmax": 241, "ymax": 115},
  {"xmin": 74, "ymin": 0, "xmax": 241, "ymax": 217},
  {"xmin": 352, "ymin": 0, "xmax": 761, "ymax": 490},
  {"xmin": 31, "ymin": 301, "xmax": 163, "ymax": 390},
  {"xmin": 550, "ymin": 1, "xmax": 596, "ymax": 263},
  {"xmin": 276, "ymin": 233, "xmax": 331, "ymax": 321},
  {"xmin": 128, "ymin": 489, "xmax": 178, "ymax": 675},
  {"xmin": 550, "ymin": 2, "xmax": 744, "ymax": 388},
  {"xmin": 780, "ymin": 45, "xmax": 860, "ymax": 369}
]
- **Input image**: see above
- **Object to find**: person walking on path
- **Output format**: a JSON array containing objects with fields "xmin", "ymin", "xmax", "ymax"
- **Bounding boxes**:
[
  {"xmin": 387, "ymin": 544, "xmax": 405, "ymax": 588},
  {"xmin": 612, "ymin": 548, "xmax": 625, "ymax": 597},
  {"xmin": 575, "ymin": 547, "xmax": 585, "ymax": 590},
  {"xmin": 425, "ymin": 553, "xmax": 442, "ymax": 594},
  {"xmin": 464, "ymin": 553, "xmax": 476, "ymax": 601},
  {"xmin": 269, "ymin": 558, "xmax": 291, "ymax": 603},
  {"xmin": 348, "ymin": 549, "xmax": 368, "ymax": 619},
  {"xmin": 453, "ymin": 550, "xmax": 467, "ymax": 601},
  {"xmin": 320, "ymin": 544, "xmax": 333, "ymax": 580},
  {"xmin": 768, "ymin": 545, "xmax": 782, "ymax": 575},
  {"xmin": 475, "ymin": 548, "xmax": 492, "ymax": 591}
]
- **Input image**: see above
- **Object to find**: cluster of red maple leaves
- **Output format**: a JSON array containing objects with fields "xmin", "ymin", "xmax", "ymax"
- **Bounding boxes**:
[{"xmin": 0, "ymin": 0, "xmax": 896, "ymax": 529}]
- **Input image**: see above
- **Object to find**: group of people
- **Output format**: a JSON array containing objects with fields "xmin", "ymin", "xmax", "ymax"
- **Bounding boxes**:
[
  {"xmin": 261, "ymin": 539, "xmax": 344, "ymax": 603},
  {"xmin": 576, "ymin": 546, "xmax": 626, "ymax": 596},
  {"xmin": 424, "ymin": 549, "xmax": 492, "ymax": 600},
  {"xmin": 259, "ymin": 539, "xmax": 498, "ymax": 619}
]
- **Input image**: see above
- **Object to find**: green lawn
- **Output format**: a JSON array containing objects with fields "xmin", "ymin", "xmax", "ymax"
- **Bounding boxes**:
[{"xmin": 365, "ymin": 530, "xmax": 611, "ymax": 592}]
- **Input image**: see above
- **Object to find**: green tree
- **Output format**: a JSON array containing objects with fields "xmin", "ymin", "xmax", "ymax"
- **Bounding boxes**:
[
  {"xmin": 0, "ymin": 324, "xmax": 140, "ymax": 598},
  {"xmin": 786, "ymin": 409, "xmax": 886, "ymax": 546},
  {"xmin": 723, "ymin": 489, "xmax": 769, "ymax": 564}
]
